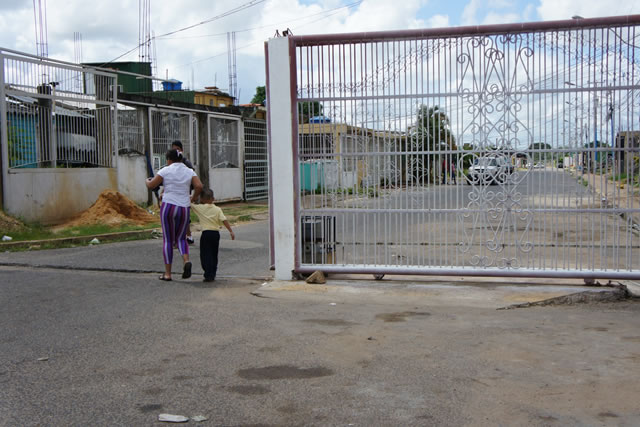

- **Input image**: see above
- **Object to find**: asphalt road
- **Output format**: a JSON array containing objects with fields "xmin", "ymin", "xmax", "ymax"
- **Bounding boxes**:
[
  {"xmin": 303, "ymin": 169, "xmax": 639, "ymax": 271},
  {"xmin": 1, "ymin": 259, "xmax": 639, "ymax": 426}
]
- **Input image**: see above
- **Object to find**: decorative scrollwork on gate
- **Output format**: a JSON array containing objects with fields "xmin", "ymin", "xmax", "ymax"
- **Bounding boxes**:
[
  {"xmin": 458, "ymin": 152, "xmax": 534, "ymax": 268},
  {"xmin": 456, "ymin": 35, "xmax": 536, "ymax": 269}
]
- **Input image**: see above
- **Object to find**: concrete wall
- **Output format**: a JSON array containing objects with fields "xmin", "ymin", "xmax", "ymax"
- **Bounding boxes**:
[
  {"xmin": 117, "ymin": 155, "xmax": 149, "ymax": 205},
  {"xmin": 209, "ymin": 168, "xmax": 243, "ymax": 202},
  {"xmin": 3, "ymin": 168, "xmax": 118, "ymax": 224}
]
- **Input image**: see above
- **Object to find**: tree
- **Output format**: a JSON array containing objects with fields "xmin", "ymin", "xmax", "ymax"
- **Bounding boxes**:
[
  {"xmin": 407, "ymin": 105, "xmax": 456, "ymax": 183},
  {"xmin": 298, "ymin": 101, "xmax": 324, "ymax": 124},
  {"xmin": 250, "ymin": 86, "xmax": 266, "ymax": 105},
  {"xmin": 528, "ymin": 142, "xmax": 552, "ymax": 164}
]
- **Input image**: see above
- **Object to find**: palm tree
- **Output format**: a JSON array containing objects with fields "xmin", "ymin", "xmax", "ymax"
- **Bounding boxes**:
[{"xmin": 407, "ymin": 105, "xmax": 456, "ymax": 183}]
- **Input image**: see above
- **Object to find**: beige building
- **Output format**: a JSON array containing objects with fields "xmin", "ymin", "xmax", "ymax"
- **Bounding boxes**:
[
  {"xmin": 194, "ymin": 86, "xmax": 234, "ymax": 107},
  {"xmin": 298, "ymin": 122, "xmax": 404, "ymax": 190}
]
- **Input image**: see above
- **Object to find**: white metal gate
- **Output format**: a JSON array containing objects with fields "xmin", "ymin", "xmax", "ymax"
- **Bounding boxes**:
[
  {"xmin": 149, "ymin": 108, "xmax": 196, "ymax": 171},
  {"xmin": 243, "ymin": 119, "xmax": 268, "ymax": 200},
  {"xmin": 268, "ymin": 15, "xmax": 640, "ymax": 280},
  {"xmin": 1, "ymin": 48, "xmax": 117, "ymax": 169},
  {"xmin": 208, "ymin": 115, "xmax": 243, "ymax": 201}
]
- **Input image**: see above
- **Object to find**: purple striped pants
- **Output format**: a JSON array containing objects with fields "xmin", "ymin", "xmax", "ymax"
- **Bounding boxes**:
[{"xmin": 160, "ymin": 202, "xmax": 190, "ymax": 265}]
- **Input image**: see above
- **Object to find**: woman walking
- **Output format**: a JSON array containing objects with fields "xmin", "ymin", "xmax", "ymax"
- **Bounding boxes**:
[{"xmin": 146, "ymin": 149, "xmax": 203, "ymax": 281}]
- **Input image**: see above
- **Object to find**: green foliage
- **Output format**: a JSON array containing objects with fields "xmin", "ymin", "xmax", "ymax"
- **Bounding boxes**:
[
  {"xmin": 6, "ymin": 222, "xmax": 159, "ymax": 242},
  {"xmin": 407, "ymin": 105, "xmax": 455, "ymax": 183},
  {"xmin": 298, "ymin": 101, "xmax": 324, "ymax": 123},
  {"xmin": 250, "ymin": 86, "xmax": 266, "ymax": 105}
]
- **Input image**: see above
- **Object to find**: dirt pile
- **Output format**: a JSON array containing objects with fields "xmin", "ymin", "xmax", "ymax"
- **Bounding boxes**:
[
  {"xmin": 0, "ymin": 210, "xmax": 24, "ymax": 232},
  {"xmin": 62, "ymin": 190, "xmax": 156, "ymax": 228}
]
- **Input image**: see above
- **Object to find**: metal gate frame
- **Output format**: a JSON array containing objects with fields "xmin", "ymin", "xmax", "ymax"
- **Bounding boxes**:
[
  {"xmin": 243, "ymin": 118, "xmax": 269, "ymax": 200},
  {"xmin": 267, "ymin": 15, "xmax": 640, "ymax": 280},
  {"xmin": 148, "ymin": 107, "xmax": 196, "ymax": 171}
]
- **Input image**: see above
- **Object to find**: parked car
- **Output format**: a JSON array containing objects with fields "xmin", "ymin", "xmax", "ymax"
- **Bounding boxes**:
[{"xmin": 468, "ymin": 155, "xmax": 514, "ymax": 185}]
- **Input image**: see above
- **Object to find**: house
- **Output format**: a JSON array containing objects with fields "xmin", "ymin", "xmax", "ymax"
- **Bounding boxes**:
[
  {"xmin": 194, "ymin": 86, "xmax": 234, "ymax": 107},
  {"xmin": 615, "ymin": 131, "xmax": 640, "ymax": 173},
  {"xmin": 298, "ymin": 121, "xmax": 403, "ymax": 191}
]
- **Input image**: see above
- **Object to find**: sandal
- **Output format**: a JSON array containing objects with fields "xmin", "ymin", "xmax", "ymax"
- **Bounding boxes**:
[
  {"xmin": 159, "ymin": 275, "xmax": 172, "ymax": 281},
  {"xmin": 182, "ymin": 262, "xmax": 192, "ymax": 279}
]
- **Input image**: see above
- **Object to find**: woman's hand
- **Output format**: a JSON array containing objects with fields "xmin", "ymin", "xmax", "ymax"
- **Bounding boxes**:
[{"xmin": 145, "ymin": 175, "xmax": 163, "ymax": 189}]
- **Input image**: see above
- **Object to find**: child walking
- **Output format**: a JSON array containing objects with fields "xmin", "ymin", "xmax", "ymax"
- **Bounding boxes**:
[{"xmin": 190, "ymin": 189, "xmax": 235, "ymax": 282}]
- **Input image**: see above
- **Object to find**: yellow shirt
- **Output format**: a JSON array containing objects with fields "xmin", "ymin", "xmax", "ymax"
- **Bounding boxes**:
[{"xmin": 191, "ymin": 203, "xmax": 227, "ymax": 231}]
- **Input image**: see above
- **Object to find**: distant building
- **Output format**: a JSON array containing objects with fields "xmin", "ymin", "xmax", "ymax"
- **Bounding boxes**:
[
  {"xmin": 239, "ymin": 103, "xmax": 266, "ymax": 120},
  {"xmin": 82, "ymin": 61, "xmax": 153, "ymax": 94},
  {"xmin": 194, "ymin": 86, "xmax": 234, "ymax": 107},
  {"xmin": 615, "ymin": 131, "xmax": 640, "ymax": 173}
]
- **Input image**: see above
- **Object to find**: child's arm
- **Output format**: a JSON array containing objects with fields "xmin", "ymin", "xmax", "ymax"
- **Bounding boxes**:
[{"xmin": 223, "ymin": 220, "xmax": 235, "ymax": 240}]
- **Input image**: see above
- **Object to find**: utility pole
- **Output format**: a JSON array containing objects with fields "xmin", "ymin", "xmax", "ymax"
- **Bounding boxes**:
[{"xmin": 593, "ymin": 94, "xmax": 599, "ymax": 166}]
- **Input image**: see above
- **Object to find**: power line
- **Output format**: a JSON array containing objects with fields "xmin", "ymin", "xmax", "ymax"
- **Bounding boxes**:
[
  {"xmin": 99, "ymin": 0, "xmax": 266, "ymax": 66},
  {"xmin": 173, "ymin": 1, "xmax": 363, "ymax": 70},
  {"xmin": 155, "ymin": 1, "xmax": 363, "ymax": 41}
]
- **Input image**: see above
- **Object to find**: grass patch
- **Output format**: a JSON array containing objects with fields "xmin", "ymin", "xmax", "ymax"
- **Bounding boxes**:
[
  {"xmin": 3, "ymin": 221, "xmax": 159, "ymax": 243},
  {"xmin": 235, "ymin": 215, "xmax": 254, "ymax": 223},
  {"xmin": 579, "ymin": 177, "xmax": 589, "ymax": 187},
  {"xmin": 610, "ymin": 173, "xmax": 628, "ymax": 182},
  {"xmin": 221, "ymin": 204, "xmax": 268, "ymax": 218},
  {"xmin": 5, "ymin": 232, "xmax": 157, "ymax": 252}
]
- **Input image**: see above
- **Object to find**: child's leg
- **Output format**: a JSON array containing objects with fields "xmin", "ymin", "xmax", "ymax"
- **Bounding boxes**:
[
  {"xmin": 200, "ymin": 231, "xmax": 215, "ymax": 280},
  {"xmin": 210, "ymin": 230, "xmax": 220, "ymax": 279}
]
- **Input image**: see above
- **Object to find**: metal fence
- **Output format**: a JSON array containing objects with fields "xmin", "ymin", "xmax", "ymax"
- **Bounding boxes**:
[
  {"xmin": 244, "ymin": 119, "xmax": 268, "ymax": 200},
  {"xmin": 209, "ymin": 116, "xmax": 240, "ymax": 169},
  {"xmin": 289, "ymin": 16, "xmax": 640, "ymax": 279},
  {"xmin": 149, "ymin": 108, "xmax": 196, "ymax": 171},
  {"xmin": 1, "ymin": 48, "xmax": 117, "ymax": 168},
  {"xmin": 117, "ymin": 105, "xmax": 144, "ymax": 154}
]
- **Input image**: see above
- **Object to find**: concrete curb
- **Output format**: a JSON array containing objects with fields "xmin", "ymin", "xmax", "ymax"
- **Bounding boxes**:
[
  {"xmin": 0, "ymin": 229, "xmax": 159, "ymax": 250},
  {"xmin": 623, "ymin": 281, "xmax": 640, "ymax": 297}
]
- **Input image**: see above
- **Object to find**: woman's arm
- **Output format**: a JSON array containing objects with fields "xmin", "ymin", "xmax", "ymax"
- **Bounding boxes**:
[
  {"xmin": 190, "ymin": 175, "xmax": 203, "ymax": 203},
  {"xmin": 146, "ymin": 175, "xmax": 163, "ymax": 189}
]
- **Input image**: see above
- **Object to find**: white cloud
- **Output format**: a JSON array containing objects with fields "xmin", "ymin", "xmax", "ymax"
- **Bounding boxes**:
[
  {"xmin": 537, "ymin": 0, "xmax": 640, "ymax": 21},
  {"xmin": 5, "ymin": 0, "xmax": 636, "ymax": 103},
  {"xmin": 482, "ymin": 12, "xmax": 521, "ymax": 25},
  {"xmin": 462, "ymin": 0, "xmax": 481, "ymax": 25},
  {"xmin": 427, "ymin": 14, "xmax": 450, "ymax": 28}
]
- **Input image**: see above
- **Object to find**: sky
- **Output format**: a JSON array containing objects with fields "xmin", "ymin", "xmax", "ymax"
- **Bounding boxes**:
[{"xmin": 0, "ymin": 0, "xmax": 639, "ymax": 103}]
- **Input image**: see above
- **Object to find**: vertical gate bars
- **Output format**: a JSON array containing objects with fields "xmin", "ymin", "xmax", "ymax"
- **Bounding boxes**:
[
  {"xmin": 288, "ymin": 15, "xmax": 640, "ymax": 279},
  {"xmin": 2, "ymin": 49, "xmax": 117, "ymax": 169},
  {"xmin": 243, "ymin": 119, "xmax": 269, "ymax": 200},
  {"xmin": 149, "ymin": 108, "xmax": 195, "ymax": 171}
]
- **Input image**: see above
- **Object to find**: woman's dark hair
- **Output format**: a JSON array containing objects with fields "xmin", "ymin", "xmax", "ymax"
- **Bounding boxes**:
[
  {"xmin": 171, "ymin": 140, "xmax": 183, "ymax": 150},
  {"xmin": 166, "ymin": 148, "xmax": 183, "ymax": 162}
]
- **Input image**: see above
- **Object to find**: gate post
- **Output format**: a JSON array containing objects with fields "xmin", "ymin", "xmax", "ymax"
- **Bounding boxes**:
[{"xmin": 267, "ymin": 37, "xmax": 297, "ymax": 280}]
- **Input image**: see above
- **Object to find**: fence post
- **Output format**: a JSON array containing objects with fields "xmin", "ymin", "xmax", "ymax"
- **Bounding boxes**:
[
  {"xmin": 141, "ymin": 105, "xmax": 153, "ymax": 205},
  {"xmin": 196, "ymin": 112, "xmax": 210, "ymax": 190},
  {"xmin": 0, "ymin": 53, "xmax": 5, "ymax": 209},
  {"xmin": 267, "ymin": 37, "xmax": 297, "ymax": 280}
]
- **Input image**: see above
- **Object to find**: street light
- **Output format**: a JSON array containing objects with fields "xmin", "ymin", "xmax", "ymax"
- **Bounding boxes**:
[{"xmin": 565, "ymin": 80, "xmax": 599, "ymax": 166}]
